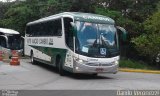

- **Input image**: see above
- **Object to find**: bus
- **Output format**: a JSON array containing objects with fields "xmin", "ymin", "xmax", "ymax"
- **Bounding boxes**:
[
  {"xmin": 0, "ymin": 28, "xmax": 24, "ymax": 57},
  {"xmin": 25, "ymin": 12, "xmax": 127, "ymax": 76}
]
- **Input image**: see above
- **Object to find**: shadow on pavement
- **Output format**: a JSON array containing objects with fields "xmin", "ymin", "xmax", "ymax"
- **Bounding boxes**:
[
  {"xmin": 28, "ymin": 61, "xmax": 114, "ymax": 80},
  {"xmin": 67, "ymin": 73, "xmax": 113, "ymax": 80}
]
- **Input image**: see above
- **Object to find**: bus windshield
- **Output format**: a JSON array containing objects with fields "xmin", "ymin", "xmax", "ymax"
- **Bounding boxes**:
[
  {"xmin": 7, "ymin": 35, "xmax": 23, "ymax": 50},
  {"xmin": 75, "ymin": 21, "xmax": 119, "ymax": 58}
]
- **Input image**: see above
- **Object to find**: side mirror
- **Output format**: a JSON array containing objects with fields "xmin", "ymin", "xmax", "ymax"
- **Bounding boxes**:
[
  {"xmin": 70, "ymin": 22, "xmax": 75, "ymax": 27},
  {"xmin": 116, "ymin": 26, "xmax": 127, "ymax": 41}
]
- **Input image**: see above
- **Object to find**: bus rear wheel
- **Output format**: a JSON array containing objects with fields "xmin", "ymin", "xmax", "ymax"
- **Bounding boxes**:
[{"xmin": 31, "ymin": 52, "xmax": 35, "ymax": 64}]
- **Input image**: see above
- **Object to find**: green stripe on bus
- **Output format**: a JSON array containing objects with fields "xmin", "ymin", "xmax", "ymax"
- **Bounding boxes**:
[{"xmin": 29, "ymin": 45, "xmax": 67, "ymax": 64}]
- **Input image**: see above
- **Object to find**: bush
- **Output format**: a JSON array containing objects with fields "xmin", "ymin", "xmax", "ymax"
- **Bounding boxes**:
[
  {"xmin": 132, "ymin": 11, "xmax": 160, "ymax": 65},
  {"xmin": 119, "ymin": 59, "xmax": 157, "ymax": 70}
]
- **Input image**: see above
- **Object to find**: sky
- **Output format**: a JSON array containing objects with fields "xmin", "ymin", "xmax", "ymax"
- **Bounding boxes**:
[
  {"xmin": 0, "ymin": 0, "xmax": 16, "ymax": 2},
  {"xmin": 0, "ymin": 0, "xmax": 25, "ymax": 2}
]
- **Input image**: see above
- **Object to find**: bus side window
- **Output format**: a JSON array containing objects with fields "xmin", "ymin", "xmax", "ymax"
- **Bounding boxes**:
[
  {"xmin": 48, "ymin": 21, "xmax": 55, "ymax": 36},
  {"xmin": 29, "ymin": 25, "xmax": 36, "ymax": 37},
  {"xmin": 46, "ymin": 21, "xmax": 52, "ymax": 36},
  {"xmin": 46, "ymin": 19, "xmax": 62, "ymax": 36},
  {"xmin": 26, "ymin": 26, "xmax": 31, "ymax": 37},
  {"xmin": 54, "ymin": 19, "xmax": 62, "ymax": 36},
  {"xmin": 64, "ymin": 18, "xmax": 73, "ymax": 50},
  {"xmin": 27, "ymin": 19, "xmax": 62, "ymax": 37},
  {"xmin": 35, "ymin": 24, "xmax": 42, "ymax": 36},
  {"xmin": 40, "ymin": 23, "xmax": 45, "ymax": 36},
  {"xmin": 31, "ymin": 25, "xmax": 35, "ymax": 36},
  {"xmin": 28, "ymin": 24, "xmax": 42, "ymax": 37}
]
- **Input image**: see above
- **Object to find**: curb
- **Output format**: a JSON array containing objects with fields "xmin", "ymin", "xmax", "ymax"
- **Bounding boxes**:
[{"xmin": 119, "ymin": 68, "xmax": 160, "ymax": 74}]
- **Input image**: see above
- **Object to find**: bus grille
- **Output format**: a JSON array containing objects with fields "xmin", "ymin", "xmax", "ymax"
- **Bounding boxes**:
[{"xmin": 85, "ymin": 62, "xmax": 114, "ymax": 66}]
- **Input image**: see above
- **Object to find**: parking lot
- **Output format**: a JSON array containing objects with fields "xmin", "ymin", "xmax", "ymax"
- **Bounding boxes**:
[{"xmin": 0, "ymin": 58, "xmax": 160, "ymax": 90}]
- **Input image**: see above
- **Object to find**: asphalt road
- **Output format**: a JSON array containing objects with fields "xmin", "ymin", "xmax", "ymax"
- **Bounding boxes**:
[{"xmin": 0, "ymin": 59, "xmax": 160, "ymax": 90}]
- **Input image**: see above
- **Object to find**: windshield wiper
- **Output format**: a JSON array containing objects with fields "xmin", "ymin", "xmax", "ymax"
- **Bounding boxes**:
[
  {"xmin": 92, "ymin": 39, "xmax": 99, "ymax": 47},
  {"xmin": 100, "ymin": 33, "xmax": 111, "ymax": 56},
  {"xmin": 92, "ymin": 24, "xmax": 99, "ymax": 47}
]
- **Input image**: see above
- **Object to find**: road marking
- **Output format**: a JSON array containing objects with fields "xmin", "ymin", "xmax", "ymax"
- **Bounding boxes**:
[{"xmin": 119, "ymin": 68, "xmax": 160, "ymax": 74}]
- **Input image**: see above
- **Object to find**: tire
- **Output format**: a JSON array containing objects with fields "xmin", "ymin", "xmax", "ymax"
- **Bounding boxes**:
[
  {"xmin": 31, "ymin": 52, "xmax": 35, "ymax": 64},
  {"xmin": 92, "ymin": 73, "xmax": 98, "ymax": 76},
  {"xmin": 58, "ymin": 58, "xmax": 64, "ymax": 76}
]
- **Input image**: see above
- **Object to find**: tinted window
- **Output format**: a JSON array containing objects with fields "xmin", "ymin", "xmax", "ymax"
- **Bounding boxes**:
[
  {"xmin": 8, "ymin": 35, "xmax": 22, "ymax": 50},
  {"xmin": 0, "ymin": 32, "xmax": 4, "ymax": 35},
  {"xmin": 64, "ymin": 18, "xmax": 74, "ymax": 50},
  {"xmin": 0, "ymin": 36, "xmax": 7, "ymax": 48},
  {"xmin": 26, "ymin": 19, "xmax": 62, "ymax": 37}
]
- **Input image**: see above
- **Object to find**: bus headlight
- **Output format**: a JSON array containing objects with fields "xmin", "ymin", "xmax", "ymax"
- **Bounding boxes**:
[
  {"xmin": 114, "ymin": 60, "xmax": 119, "ymax": 65},
  {"xmin": 78, "ymin": 59, "xmax": 83, "ymax": 63},
  {"xmin": 74, "ymin": 58, "xmax": 87, "ymax": 64}
]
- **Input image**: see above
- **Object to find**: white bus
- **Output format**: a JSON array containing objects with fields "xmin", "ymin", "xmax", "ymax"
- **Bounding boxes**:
[
  {"xmin": 25, "ymin": 12, "xmax": 126, "ymax": 75},
  {"xmin": 0, "ymin": 28, "xmax": 24, "ymax": 56}
]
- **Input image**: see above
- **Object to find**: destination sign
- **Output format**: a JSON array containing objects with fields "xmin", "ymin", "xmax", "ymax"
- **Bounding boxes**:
[
  {"xmin": 27, "ymin": 38, "xmax": 54, "ymax": 45},
  {"xmin": 82, "ymin": 16, "xmax": 110, "ymax": 22}
]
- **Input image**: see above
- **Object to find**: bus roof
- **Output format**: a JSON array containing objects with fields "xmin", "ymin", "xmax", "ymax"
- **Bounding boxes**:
[
  {"xmin": 0, "ymin": 28, "xmax": 19, "ymax": 35},
  {"xmin": 27, "ymin": 12, "xmax": 115, "ymax": 25}
]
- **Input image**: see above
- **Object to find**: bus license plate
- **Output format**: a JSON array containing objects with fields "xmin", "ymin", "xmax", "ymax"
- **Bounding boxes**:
[{"xmin": 96, "ymin": 68, "xmax": 104, "ymax": 72}]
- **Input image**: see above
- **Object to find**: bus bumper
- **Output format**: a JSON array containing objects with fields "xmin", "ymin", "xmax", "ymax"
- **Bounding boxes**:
[{"xmin": 73, "ymin": 61, "xmax": 119, "ymax": 74}]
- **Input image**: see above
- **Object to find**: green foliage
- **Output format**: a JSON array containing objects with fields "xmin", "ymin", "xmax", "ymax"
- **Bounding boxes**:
[
  {"xmin": 0, "ymin": 0, "xmax": 160, "ymax": 66},
  {"xmin": 42, "ymin": 0, "xmax": 72, "ymax": 16},
  {"xmin": 120, "ymin": 59, "xmax": 146, "ymax": 69},
  {"xmin": 157, "ymin": 1, "xmax": 160, "ymax": 11},
  {"xmin": 95, "ymin": 7, "xmax": 142, "ymax": 37},
  {"xmin": 0, "ymin": 2, "xmax": 12, "ymax": 19},
  {"xmin": 144, "ymin": 11, "xmax": 160, "ymax": 34},
  {"xmin": 70, "ymin": 0, "xmax": 96, "ymax": 12},
  {"xmin": 119, "ymin": 59, "xmax": 156, "ymax": 70},
  {"xmin": 95, "ymin": 7, "xmax": 127, "ymax": 28},
  {"xmin": 95, "ymin": 7, "xmax": 122, "ymax": 20},
  {"xmin": 132, "ymin": 11, "xmax": 160, "ymax": 63},
  {"xmin": 0, "ymin": 1, "xmax": 41, "ymax": 35},
  {"xmin": 132, "ymin": 35, "xmax": 159, "ymax": 56}
]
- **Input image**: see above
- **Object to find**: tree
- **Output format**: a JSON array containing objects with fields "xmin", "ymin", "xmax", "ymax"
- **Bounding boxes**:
[
  {"xmin": 0, "ymin": 0, "xmax": 40, "ymax": 35},
  {"xmin": 0, "ymin": 1, "xmax": 13, "ymax": 19},
  {"xmin": 0, "ymin": 0, "xmax": 160, "ymax": 66},
  {"xmin": 132, "ymin": 10, "xmax": 160, "ymax": 64}
]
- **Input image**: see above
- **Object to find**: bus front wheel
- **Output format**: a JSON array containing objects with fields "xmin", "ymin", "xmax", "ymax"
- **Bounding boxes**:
[
  {"xmin": 56, "ymin": 57, "xmax": 65, "ymax": 76},
  {"xmin": 92, "ymin": 73, "xmax": 98, "ymax": 76}
]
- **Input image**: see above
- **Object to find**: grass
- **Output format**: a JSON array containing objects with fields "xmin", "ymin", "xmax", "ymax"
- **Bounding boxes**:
[{"xmin": 119, "ymin": 59, "xmax": 157, "ymax": 70}]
